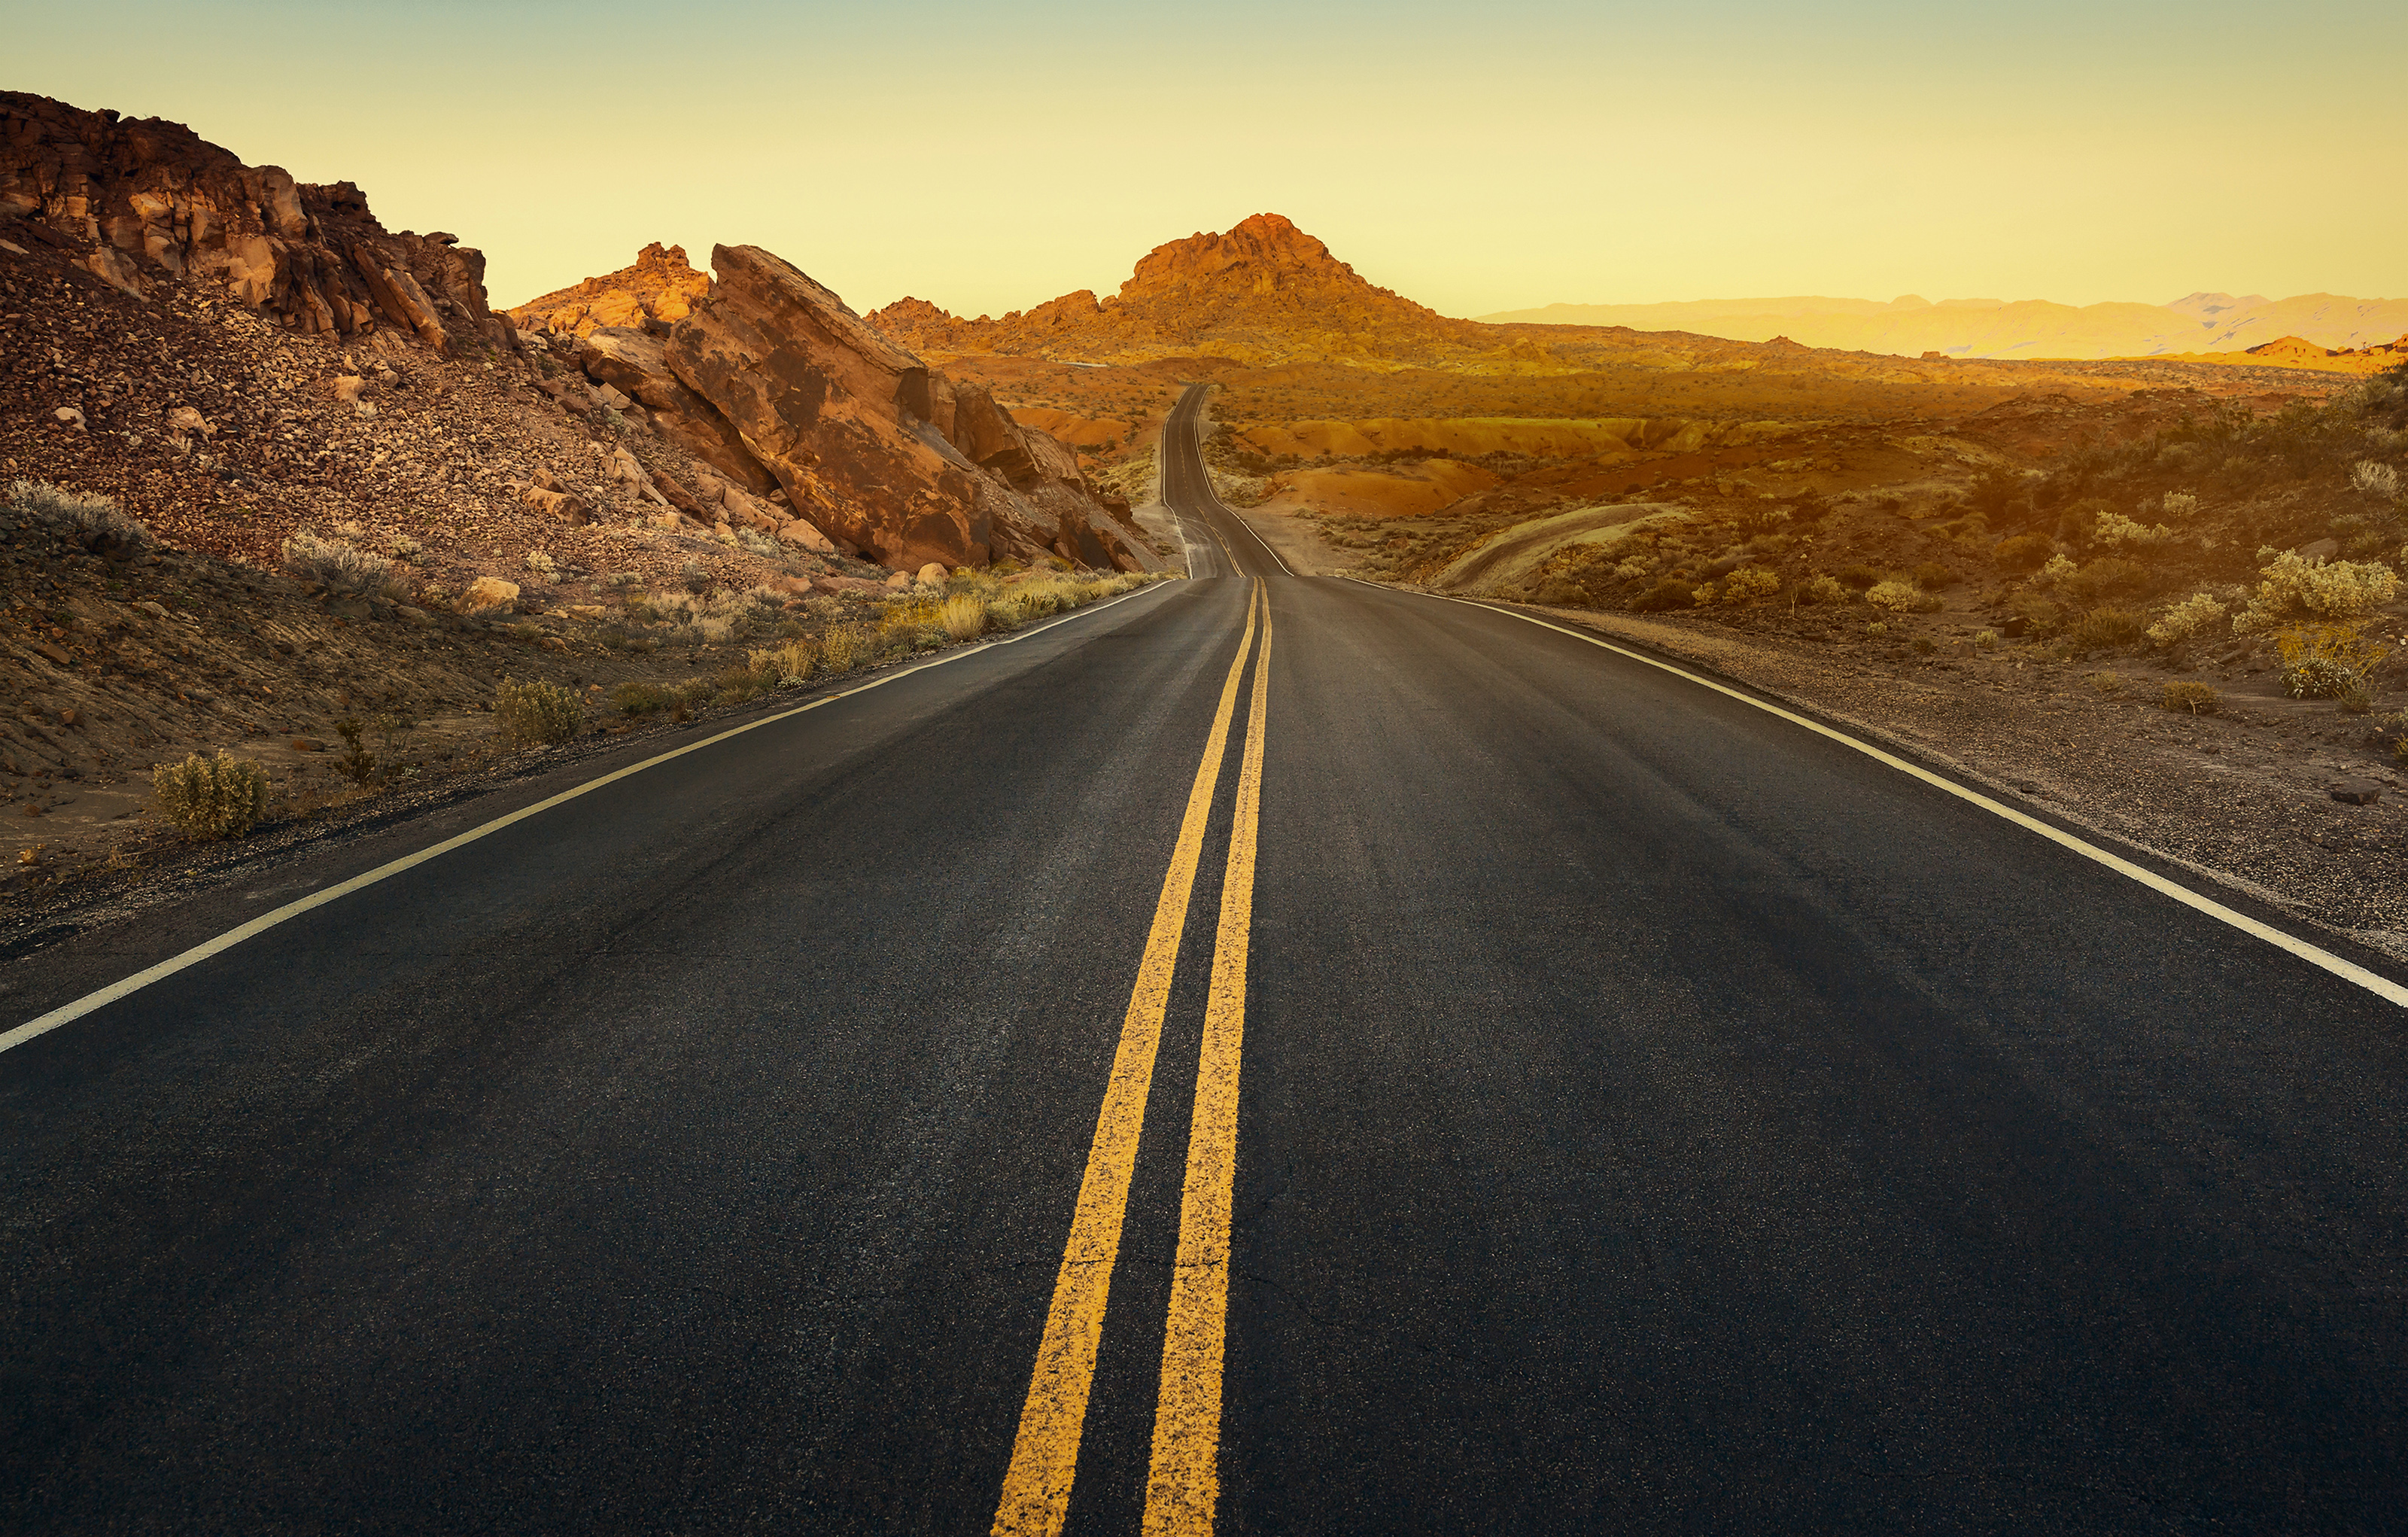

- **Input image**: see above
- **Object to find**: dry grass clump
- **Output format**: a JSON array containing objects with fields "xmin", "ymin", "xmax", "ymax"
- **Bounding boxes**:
[
  {"xmin": 2160, "ymin": 681, "xmax": 2221, "ymax": 715},
  {"xmin": 941, "ymin": 592, "xmax": 989, "ymax": 640},
  {"xmin": 9, "ymin": 478, "xmax": 157, "ymax": 555},
  {"xmin": 2085, "ymin": 671, "xmax": 2125, "ymax": 695},
  {"xmin": 749, "ymin": 638, "xmax": 819, "ymax": 686},
  {"xmin": 494, "ymin": 677, "xmax": 585, "ymax": 747},
  {"xmin": 282, "ymin": 530, "xmax": 407, "ymax": 599},
  {"xmin": 152, "ymin": 751, "xmax": 271, "ymax": 841}
]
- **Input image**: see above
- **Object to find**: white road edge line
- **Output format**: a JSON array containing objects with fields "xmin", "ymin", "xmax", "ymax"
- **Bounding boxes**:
[
  {"xmin": 1377, "ymin": 580, "xmax": 2408, "ymax": 1009},
  {"xmin": 0, "ymin": 582, "xmax": 1175, "ymax": 1057}
]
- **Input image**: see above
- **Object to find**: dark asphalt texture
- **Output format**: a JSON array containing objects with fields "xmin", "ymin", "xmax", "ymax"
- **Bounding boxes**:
[{"xmin": 2, "ymin": 382, "xmax": 2404, "ymax": 1532}]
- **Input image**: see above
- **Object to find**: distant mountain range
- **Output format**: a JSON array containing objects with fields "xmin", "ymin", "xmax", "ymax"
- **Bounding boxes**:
[{"xmin": 1475, "ymin": 292, "xmax": 2408, "ymax": 361}]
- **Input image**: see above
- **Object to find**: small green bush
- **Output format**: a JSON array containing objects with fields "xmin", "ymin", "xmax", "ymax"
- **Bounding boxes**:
[
  {"xmin": 494, "ymin": 677, "xmax": 585, "ymax": 747},
  {"xmin": 2160, "ymin": 681, "xmax": 2221, "ymax": 715},
  {"xmin": 1721, "ymin": 565, "xmax": 1781, "ymax": 604},
  {"xmin": 152, "ymin": 752, "xmax": 271, "ymax": 841}
]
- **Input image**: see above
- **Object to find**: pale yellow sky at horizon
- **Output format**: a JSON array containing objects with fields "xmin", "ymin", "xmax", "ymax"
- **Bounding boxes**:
[{"xmin": 14, "ymin": 1, "xmax": 2406, "ymax": 320}]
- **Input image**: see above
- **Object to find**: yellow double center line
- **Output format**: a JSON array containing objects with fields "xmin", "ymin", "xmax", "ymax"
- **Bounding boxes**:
[{"xmin": 993, "ymin": 580, "xmax": 1272, "ymax": 1537}]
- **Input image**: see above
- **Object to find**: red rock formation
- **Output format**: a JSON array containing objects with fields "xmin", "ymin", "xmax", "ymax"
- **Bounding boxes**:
[
  {"xmin": 509, "ymin": 242, "xmax": 712, "ymax": 337},
  {"xmin": 0, "ymin": 92, "xmax": 504, "ymax": 355},
  {"xmin": 664, "ymin": 244, "xmax": 1149, "ymax": 571},
  {"xmin": 868, "ymin": 212, "xmax": 1491, "ymax": 366}
]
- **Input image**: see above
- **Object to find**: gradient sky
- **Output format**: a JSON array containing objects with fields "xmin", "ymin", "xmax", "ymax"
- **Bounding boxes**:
[{"xmin": 15, "ymin": 1, "xmax": 2406, "ymax": 318}]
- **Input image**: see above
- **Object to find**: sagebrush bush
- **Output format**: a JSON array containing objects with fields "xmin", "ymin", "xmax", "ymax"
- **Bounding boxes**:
[
  {"xmin": 2234, "ymin": 550, "xmax": 2400, "ymax": 632},
  {"xmin": 2351, "ymin": 460, "xmax": 2400, "ymax": 499},
  {"xmin": 1803, "ymin": 574, "xmax": 1850, "ymax": 605},
  {"xmin": 2160, "ymin": 681, "xmax": 2221, "ymax": 715},
  {"xmin": 152, "ymin": 751, "xmax": 271, "ymax": 840},
  {"xmin": 493, "ymin": 677, "xmax": 584, "ymax": 746},
  {"xmin": 283, "ymin": 531, "xmax": 406, "ymax": 598},
  {"xmin": 2160, "ymin": 490, "xmax": 2200, "ymax": 521},
  {"xmin": 2146, "ymin": 592, "xmax": 2228, "ymax": 648},
  {"xmin": 8, "ymin": 478, "xmax": 157, "ymax": 555},
  {"xmin": 1864, "ymin": 580, "xmax": 1931, "ymax": 611}
]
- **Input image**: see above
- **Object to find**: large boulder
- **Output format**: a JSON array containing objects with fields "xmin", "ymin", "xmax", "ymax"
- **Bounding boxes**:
[
  {"xmin": 664, "ymin": 243, "xmax": 1136, "ymax": 571},
  {"xmin": 664, "ymin": 244, "xmax": 996, "ymax": 568},
  {"xmin": 576, "ymin": 326, "xmax": 776, "ymax": 493}
]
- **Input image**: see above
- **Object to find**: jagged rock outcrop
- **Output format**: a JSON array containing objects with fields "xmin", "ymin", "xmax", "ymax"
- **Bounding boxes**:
[
  {"xmin": 0, "ymin": 92, "xmax": 506, "ymax": 355},
  {"xmin": 575, "ymin": 325, "xmax": 777, "ymax": 493},
  {"xmin": 869, "ymin": 212, "xmax": 1491, "ymax": 367},
  {"xmin": 509, "ymin": 242, "xmax": 712, "ymax": 337},
  {"xmin": 658, "ymin": 243, "xmax": 1148, "ymax": 571}
]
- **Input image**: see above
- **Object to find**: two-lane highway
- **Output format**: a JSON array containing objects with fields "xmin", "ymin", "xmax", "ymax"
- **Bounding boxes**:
[{"xmin": 4, "ymin": 383, "xmax": 2405, "ymax": 1532}]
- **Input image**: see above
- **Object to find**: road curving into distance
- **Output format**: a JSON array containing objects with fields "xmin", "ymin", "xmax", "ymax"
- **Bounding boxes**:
[{"xmin": 3, "ymin": 382, "xmax": 2405, "ymax": 1533}]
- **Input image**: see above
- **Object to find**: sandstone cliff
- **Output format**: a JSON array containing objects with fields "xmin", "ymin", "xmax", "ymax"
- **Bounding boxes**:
[{"xmin": 1, "ymin": 91, "xmax": 509, "ymax": 358}]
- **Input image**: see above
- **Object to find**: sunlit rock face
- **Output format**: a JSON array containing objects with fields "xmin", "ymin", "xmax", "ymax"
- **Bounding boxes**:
[{"xmin": 1, "ymin": 90, "xmax": 505, "ymax": 355}]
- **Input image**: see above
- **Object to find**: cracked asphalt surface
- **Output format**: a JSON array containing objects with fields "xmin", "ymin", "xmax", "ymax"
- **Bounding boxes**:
[{"xmin": 2, "ymin": 384, "xmax": 2404, "ymax": 1532}]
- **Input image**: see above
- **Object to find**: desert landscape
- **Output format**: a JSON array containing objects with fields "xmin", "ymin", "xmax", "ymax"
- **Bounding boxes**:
[{"xmin": 9, "ymin": 0, "xmax": 2408, "ymax": 1526}]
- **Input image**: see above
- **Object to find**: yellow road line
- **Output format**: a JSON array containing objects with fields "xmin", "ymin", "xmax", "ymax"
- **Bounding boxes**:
[
  {"xmin": 993, "ymin": 581, "xmax": 1263, "ymax": 1537},
  {"xmin": 1144, "ymin": 589, "xmax": 1273, "ymax": 1535}
]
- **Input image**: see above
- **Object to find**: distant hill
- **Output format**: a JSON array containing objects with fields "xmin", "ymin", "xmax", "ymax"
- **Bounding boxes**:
[{"xmin": 1476, "ymin": 292, "xmax": 2408, "ymax": 361}]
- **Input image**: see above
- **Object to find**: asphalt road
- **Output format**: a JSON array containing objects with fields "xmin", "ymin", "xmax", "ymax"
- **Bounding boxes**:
[{"xmin": 4, "ymin": 383, "xmax": 2405, "ymax": 1533}]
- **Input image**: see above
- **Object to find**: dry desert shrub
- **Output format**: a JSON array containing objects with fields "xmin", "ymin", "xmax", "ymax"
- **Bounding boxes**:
[
  {"xmin": 1865, "ymin": 580, "xmax": 1938, "ymax": 612},
  {"xmin": 2068, "ymin": 606, "xmax": 2148, "ymax": 653},
  {"xmin": 1802, "ymin": 574, "xmax": 1850, "ymax": 605},
  {"xmin": 493, "ymin": 677, "xmax": 585, "ymax": 747},
  {"xmin": 2145, "ymin": 592, "xmax": 2229, "ymax": 648},
  {"xmin": 2160, "ymin": 681, "xmax": 2221, "ymax": 715},
  {"xmin": 613, "ymin": 681, "xmax": 675, "ymax": 717},
  {"xmin": 820, "ymin": 624, "xmax": 871, "ymax": 674},
  {"xmin": 2092, "ymin": 512, "xmax": 2173, "ymax": 547},
  {"xmin": 2351, "ymin": 460, "xmax": 2400, "ymax": 500},
  {"xmin": 2274, "ymin": 622, "xmax": 2388, "ymax": 699},
  {"xmin": 1720, "ymin": 566, "xmax": 1780, "ymax": 605},
  {"xmin": 2085, "ymin": 671, "xmax": 2125, "ymax": 695},
  {"xmin": 152, "ymin": 752, "xmax": 271, "ymax": 841},
  {"xmin": 2160, "ymin": 490, "xmax": 2200, "ymax": 522},
  {"xmin": 9, "ymin": 478, "xmax": 157, "ymax": 555},
  {"xmin": 2233, "ymin": 549, "xmax": 2400, "ymax": 633},
  {"xmin": 282, "ymin": 531, "xmax": 406, "ymax": 598},
  {"xmin": 1992, "ymin": 534, "xmax": 2053, "ymax": 573}
]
